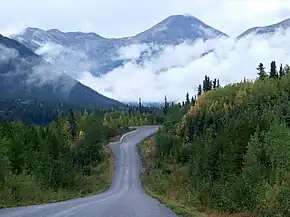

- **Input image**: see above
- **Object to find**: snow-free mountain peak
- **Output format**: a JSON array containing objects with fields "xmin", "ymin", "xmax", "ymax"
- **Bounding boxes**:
[
  {"xmin": 131, "ymin": 14, "xmax": 228, "ymax": 44},
  {"xmin": 11, "ymin": 14, "xmax": 229, "ymax": 75}
]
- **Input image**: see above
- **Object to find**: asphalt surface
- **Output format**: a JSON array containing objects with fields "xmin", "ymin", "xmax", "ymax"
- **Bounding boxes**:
[{"xmin": 0, "ymin": 126, "xmax": 179, "ymax": 217}]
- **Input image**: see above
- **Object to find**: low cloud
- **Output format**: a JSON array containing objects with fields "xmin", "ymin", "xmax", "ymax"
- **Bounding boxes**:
[
  {"xmin": 0, "ymin": 45, "xmax": 19, "ymax": 63},
  {"xmin": 35, "ymin": 43, "xmax": 93, "ymax": 79},
  {"xmin": 77, "ymin": 29, "xmax": 290, "ymax": 103},
  {"xmin": 21, "ymin": 28, "xmax": 290, "ymax": 103},
  {"xmin": 24, "ymin": 42, "xmax": 93, "ymax": 92},
  {"xmin": 117, "ymin": 44, "xmax": 150, "ymax": 60},
  {"xmin": 0, "ymin": 41, "xmax": 77, "ymax": 93}
]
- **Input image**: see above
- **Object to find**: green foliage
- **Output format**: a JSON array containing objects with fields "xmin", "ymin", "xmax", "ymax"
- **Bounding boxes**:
[
  {"xmin": 0, "ymin": 108, "xmax": 125, "ymax": 207},
  {"xmin": 149, "ymin": 62, "xmax": 290, "ymax": 217},
  {"xmin": 103, "ymin": 105, "xmax": 165, "ymax": 128},
  {"xmin": 257, "ymin": 63, "xmax": 267, "ymax": 80},
  {"xmin": 0, "ymin": 97, "xmax": 174, "ymax": 208},
  {"xmin": 0, "ymin": 136, "xmax": 10, "ymax": 184}
]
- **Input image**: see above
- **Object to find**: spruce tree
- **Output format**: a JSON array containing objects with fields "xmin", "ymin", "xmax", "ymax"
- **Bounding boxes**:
[
  {"xmin": 270, "ymin": 61, "xmax": 278, "ymax": 78},
  {"xmin": 138, "ymin": 97, "xmax": 142, "ymax": 114},
  {"xmin": 217, "ymin": 79, "xmax": 220, "ymax": 88},
  {"xmin": 197, "ymin": 85, "xmax": 202, "ymax": 97},
  {"xmin": 163, "ymin": 95, "xmax": 169, "ymax": 114},
  {"xmin": 257, "ymin": 63, "xmax": 267, "ymax": 80},
  {"xmin": 186, "ymin": 92, "xmax": 190, "ymax": 105},
  {"xmin": 279, "ymin": 63, "xmax": 285, "ymax": 77},
  {"xmin": 213, "ymin": 79, "xmax": 217, "ymax": 89},
  {"xmin": 203, "ymin": 75, "xmax": 207, "ymax": 92},
  {"xmin": 208, "ymin": 77, "xmax": 212, "ymax": 91},
  {"xmin": 191, "ymin": 96, "xmax": 195, "ymax": 105}
]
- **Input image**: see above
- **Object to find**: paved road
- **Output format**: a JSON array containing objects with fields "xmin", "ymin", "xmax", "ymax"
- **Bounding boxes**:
[{"xmin": 0, "ymin": 126, "xmax": 178, "ymax": 217}]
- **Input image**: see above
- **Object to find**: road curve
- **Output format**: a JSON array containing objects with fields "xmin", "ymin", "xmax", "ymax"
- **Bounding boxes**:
[{"xmin": 0, "ymin": 126, "xmax": 179, "ymax": 217}]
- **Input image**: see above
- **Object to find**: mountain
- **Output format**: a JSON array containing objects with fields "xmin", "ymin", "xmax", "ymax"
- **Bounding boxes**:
[
  {"xmin": 237, "ymin": 18, "xmax": 290, "ymax": 39},
  {"xmin": 11, "ymin": 15, "xmax": 228, "ymax": 75},
  {"xmin": 0, "ymin": 34, "xmax": 122, "ymax": 108},
  {"xmin": 130, "ymin": 15, "xmax": 228, "ymax": 44}
]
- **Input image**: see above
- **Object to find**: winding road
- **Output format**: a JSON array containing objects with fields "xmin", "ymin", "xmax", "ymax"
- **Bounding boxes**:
[{"xmin": 0, "ymin": 126, "xmax": 178, "ymax": 217}]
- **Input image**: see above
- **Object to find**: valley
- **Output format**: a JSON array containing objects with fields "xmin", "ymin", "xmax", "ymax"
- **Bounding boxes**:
[{"xmin": 1, "ymin": 10, "xmax": 290, "ymax": 217}]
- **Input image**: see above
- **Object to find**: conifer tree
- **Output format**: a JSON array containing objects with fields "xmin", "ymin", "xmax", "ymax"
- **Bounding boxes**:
[
  {"xmin": 203, "ymin": 75, "xmax": 210, "ymax": 91},
  {"xmin": 191, "ymin": 96, "xmax": 195, "ymax": 105},
  {"xmin": 213, "ymin": 78, "xmax": 217, "ymax": 89},
  {"xmin": 257, "ymin": 63, "xmax": 267, "ymax": 80},
  {"xmin": 270, "ymin": 61, "xmax": 278, "ymax": 78},
  {"xmin": 203, "ymin": 75, "xmax": 207, "ymax": 92},
  {"xmin": 163, "ymin": 95, "xmax": 169, "ymax": 114},
  {"xmin": 197, "ymin": 85, "xmax": 202, "ymax": 97},
  {"xmin": 279, "ymin": 63, "xmax": 285, "ymax": 77},
  {"xmin": 208, "ymin": 78, "xmax": 212, "ymax": 91},
  {"xmin": 186, "ymin": 92, "xmax": 190, "ymax": 105},
  {"xmin": 217, "ymin": 79, "xmax": 220, "ymax": 88},
  {"xmin": 138, "ymin": 97, "xmax": 142, "ymax": 114},
  {"xmin": 202, "ymin": 75, "xmax": 212, "ymax": 91}
]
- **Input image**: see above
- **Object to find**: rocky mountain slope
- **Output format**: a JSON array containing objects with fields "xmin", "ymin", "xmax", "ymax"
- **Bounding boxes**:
[
  {"xmin": 0, "ymin": 34, "xmax": 122, "ymax": 108},
  {"xmin": 237, "ymin": 18, "xmax": 290, "ymax": 39},
  {"xmin": 12, "ymin": 15, "xmax": 228, "ymax": 75}
]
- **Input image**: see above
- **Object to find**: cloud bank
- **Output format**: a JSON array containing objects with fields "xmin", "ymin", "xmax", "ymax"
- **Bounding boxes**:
[
  {"xmin": 0, "ymin": 42, "xmax": 76, "ymax": 94},
  {"xmin": 76, "ymin": 29, "xmax": 290, "ymax": 103},
  {"xmin": 19, "ymin": 28, "xmax": 290, "ymax": 103},
  {"xmin": 0, "ymin": 45, "xmax": 19, "ymax": 63}
]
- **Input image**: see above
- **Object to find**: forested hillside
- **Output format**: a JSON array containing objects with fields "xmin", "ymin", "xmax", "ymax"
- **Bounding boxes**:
[
  {"xmin": 140, "ymin": 61, "xmax": 290, "ymax": 217},
  {"xmin": 0, "ymin": 34, "xmax": 122, "ymax": 108},
  {"xmin": 0, "ymin": 102, "xmax": 166, "ymax": 208}
]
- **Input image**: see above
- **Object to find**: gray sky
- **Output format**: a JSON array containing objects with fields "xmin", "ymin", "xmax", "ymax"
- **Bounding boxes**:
[{"xmin": 1, "ymin": 0, "xmax": 290, "ymax": 37}]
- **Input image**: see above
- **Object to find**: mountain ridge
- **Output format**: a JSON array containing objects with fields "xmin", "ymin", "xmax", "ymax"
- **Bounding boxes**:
[
  {"xmin": 9, "ymin": 15, "xmax": 290, "ymax": 44},
  {"xmin": 237, "ymin": 17, "xmax": 290, "ymax": 38},
  {"xmin": 0, "ymin": 34, "xmax": 122, "ymax": 108},
  {"xmin": 11, "ymin": 14, "xmax": 229, "ymax": 75}
]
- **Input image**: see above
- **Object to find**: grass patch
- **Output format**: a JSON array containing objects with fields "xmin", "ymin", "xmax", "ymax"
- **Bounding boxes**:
[{"xmin": 138, "ymin": 137, "xmax": 254, "ymax": 217}]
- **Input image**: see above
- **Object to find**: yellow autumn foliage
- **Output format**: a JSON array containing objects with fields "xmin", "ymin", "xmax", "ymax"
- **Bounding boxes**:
[{"xmin": 79, "ymin": 129, "xmax": 85, "ymax": 139}]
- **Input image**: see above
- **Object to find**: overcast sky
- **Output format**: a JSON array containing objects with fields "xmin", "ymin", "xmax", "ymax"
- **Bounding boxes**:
[{"xmin": 1, "ymin": 0, "xmax": 290, "ymax": 37}]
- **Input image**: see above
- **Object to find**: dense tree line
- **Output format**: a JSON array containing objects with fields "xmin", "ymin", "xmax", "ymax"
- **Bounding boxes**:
[
  {"xmin": 0, "ymin": 108, "xmax": 133, "ymax": 207},
  {"xmin": 0, "ymin": 95, "xmax": 176, "ymax": 207},
  {"xmin": 0, "ymin": 99, "xmax": 89, "ymax": 125},
  {"xmin": 150, "ymin": 61, "xmax": 290, "ymax": 217},
  {"xmin": 103, "ymin": 104, "xmax": 167, "ymax": 128}
]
